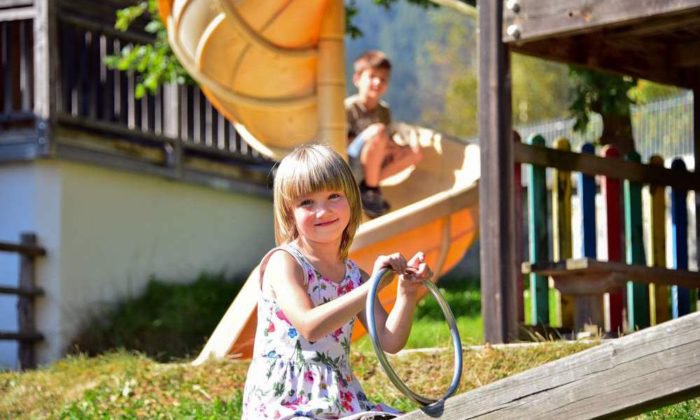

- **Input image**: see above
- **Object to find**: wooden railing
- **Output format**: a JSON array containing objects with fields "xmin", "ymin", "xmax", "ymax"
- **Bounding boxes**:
[
  {"xmin": 0, "ymin": 233, "xmax": 45, "ymax": 370},
  {"xmin": 516, "ymin": 136, "xmax": 700, "ymax": 336},
  {"xmin": 0, "ymin": 3, "xmax": 273, "ymax": 192}
]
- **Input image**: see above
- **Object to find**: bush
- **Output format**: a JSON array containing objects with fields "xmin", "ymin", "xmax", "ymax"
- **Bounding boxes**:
[{"xmin": 69, "ymin": 272, "xmax": 244, "ymax": 361}]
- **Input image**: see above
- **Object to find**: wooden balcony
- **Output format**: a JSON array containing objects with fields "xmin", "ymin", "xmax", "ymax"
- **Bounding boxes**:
[{"xmin": 0, "ymin": 0, "xmax": 274, "ymax": 195}]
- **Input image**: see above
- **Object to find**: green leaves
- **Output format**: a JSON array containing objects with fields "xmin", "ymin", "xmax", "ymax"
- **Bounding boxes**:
[
  {"xmin": 106, "ymin": 0, "xmax": 190, "ymax": 98},
  {"xmin": 568, "ymin": 66, "xmax": 637, "ymax": 134}
]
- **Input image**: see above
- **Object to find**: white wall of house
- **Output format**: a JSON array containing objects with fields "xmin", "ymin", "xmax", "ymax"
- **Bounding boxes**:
[{"xmin": 0, "ymin": 160, "xmax": 274, "ymax": 369}]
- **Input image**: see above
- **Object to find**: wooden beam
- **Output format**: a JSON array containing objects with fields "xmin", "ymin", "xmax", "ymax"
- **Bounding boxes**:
[
  {"xmin": 401, "ymin": 312, "xmax": 700, "ymax": 419},
  {"xmin": 0, "ymin": 285, "xmax": 44, "ymax": 297},
  {"xmin": 503, "ymin": 0, "xmax": 700, "ymax": 43},
  {"xmin": 522, "ymin": 258, "xmax": 700, "ymax": 294},
  {"xmin": 0, "ymin": 241, "xmax": 46, "ymax": 257},
  {"xmin": 672, "ymin": 40, "xmax": 700, "ymax": 67},
  {"xmin": 479, "ymin": 0, "xmax": 518, "ymax": 344},
  {"xmin": 510, "ymin": 34, "xmax": 690, "ymax": 88},
  {"xmin": 514, "ymin": 142, "xmax": 700, "ymax": 191},
  {"xmin": 0, "ymin": 6, "xmax": 33, "ymax": 21}
]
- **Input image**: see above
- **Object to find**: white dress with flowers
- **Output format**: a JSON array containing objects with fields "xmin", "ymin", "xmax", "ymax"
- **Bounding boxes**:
[{"xmin": 242, "ymin": 243, "xmax": 399, "ymax": 419}]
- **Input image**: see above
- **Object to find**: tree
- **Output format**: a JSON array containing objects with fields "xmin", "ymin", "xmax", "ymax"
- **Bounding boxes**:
[{"xmin": 568, "ymin": 66, "xmax": 637, "ymax": 155}]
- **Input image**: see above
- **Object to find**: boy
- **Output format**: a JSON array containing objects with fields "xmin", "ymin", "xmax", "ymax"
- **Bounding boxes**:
[{"xmin": 345, "ymin": 50, "xmax": 422, "ymax": 218}]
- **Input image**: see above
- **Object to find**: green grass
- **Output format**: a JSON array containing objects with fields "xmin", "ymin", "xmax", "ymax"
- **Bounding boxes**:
[
  {"xmin": 3, "ymin": 273, "xmax": 698, "ymax": 418},
  {"xmin": 69, "ymin": 272, "xmax": 244, "ymax": 361}
]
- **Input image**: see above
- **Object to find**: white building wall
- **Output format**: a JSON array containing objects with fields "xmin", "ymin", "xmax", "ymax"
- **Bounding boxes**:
[{"xmin": 0, "ymin": 160, "xmax": 274, "ymax": 369}]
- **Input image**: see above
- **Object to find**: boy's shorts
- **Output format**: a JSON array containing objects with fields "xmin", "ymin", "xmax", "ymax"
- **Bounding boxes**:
[{"xmin": 347, "ymin": 130, "xmax": 368, "ymax": 183}]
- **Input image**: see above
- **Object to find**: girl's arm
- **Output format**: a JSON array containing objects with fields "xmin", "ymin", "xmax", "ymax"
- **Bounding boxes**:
[
  {"xmin": 358, "ymin": 252, "xmax": 431, "ymax": 354},
  {"xmin": 265, "ymin": 251, "xmax": 380, "ymax": 342}
]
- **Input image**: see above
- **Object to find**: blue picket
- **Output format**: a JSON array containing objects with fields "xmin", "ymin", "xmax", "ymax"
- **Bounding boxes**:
[
  {"xmin": 670, "ymin": 158, "xmax": 690, "ymax": 318},
  {"xmin": 579, "ymin": 143, "xmax": 597, "ymax": 259}
]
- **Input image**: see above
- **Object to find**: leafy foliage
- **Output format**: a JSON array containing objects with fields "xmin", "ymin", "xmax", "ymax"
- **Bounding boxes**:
[
  {"xmin": 104, "ymin": 0, "xmax": 190, "ymax": 98},
  {"xmin": 567, "ymin": 66, "xmax": 636, "ymax": 133}
]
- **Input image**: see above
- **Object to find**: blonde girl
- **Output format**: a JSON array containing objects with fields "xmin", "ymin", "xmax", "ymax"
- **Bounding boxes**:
[{"xmin": 242, "ymin": 144, "xmax": 432, "ymax": 419}]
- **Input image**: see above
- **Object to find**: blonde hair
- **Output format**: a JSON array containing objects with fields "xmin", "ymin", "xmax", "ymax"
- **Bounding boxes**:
[{"xmin": 273, "ymin": 144, "xmax": 362, "ymax": 259}]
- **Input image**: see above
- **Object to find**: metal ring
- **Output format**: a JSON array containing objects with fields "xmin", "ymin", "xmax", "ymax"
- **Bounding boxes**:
[{"xmin": 365, "ymin": 268, "xmax": 463, "ymax": 406}]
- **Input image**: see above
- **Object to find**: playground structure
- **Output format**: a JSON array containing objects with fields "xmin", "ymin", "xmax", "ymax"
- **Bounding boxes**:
[
  {"xmin": 520, "ymin": 139, "xmax": 699, "ymax": 335},
  {"xmin": 160, "ymin": 0, "xmax": 700, "ymax": 415},
  {"xmin": 481, "ymin": 0, "xmax": 700, "ymax": 344},
  {"xmin": 159, "ymin": 0, "xmax": 481, "ymax": 361}
]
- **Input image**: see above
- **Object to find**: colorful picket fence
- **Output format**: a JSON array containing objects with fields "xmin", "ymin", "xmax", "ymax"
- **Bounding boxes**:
[{"xmin": 519, "ymin": 134, "xmax": 698, "ymax": 335}]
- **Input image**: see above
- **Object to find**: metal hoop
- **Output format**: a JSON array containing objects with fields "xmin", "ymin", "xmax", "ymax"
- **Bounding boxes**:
[{"xmin": 365, "ymin": 269, "xmax": 463, "ymax": 406}]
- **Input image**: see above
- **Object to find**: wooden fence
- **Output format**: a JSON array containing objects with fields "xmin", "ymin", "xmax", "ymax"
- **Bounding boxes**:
[
  {"xmin": 518, "ymin": 134, "xmax": 700, "ymax": 336},
  {"xmin": 0, "ymin": 233, "xmax": 45, "ymax": 370}
]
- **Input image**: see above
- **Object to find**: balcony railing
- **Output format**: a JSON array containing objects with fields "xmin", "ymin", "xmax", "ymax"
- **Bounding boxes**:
[{"xmin": 0, "ymin": 2, "xmax": 273, "ymax": 194}]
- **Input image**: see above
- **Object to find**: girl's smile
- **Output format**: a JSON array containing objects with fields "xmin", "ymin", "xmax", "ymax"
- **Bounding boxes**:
[{"xmin": 293, "ymin": 190, "xmax": 351, "ymax": 246}]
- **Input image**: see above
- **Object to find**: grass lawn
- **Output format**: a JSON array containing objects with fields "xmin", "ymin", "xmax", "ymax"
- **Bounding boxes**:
[{"xmin": 2, "ymin": 274, "xmax": 699, "ymax": 418}]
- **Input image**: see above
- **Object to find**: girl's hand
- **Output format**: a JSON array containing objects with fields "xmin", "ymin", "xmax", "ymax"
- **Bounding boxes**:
[
  {"xmin": 398, "ymin": 252, "xmax": 432, "ymax": 298},
  {"xmin": 373, "ymin": 252, "xmax": 408, "ymax": 279}
]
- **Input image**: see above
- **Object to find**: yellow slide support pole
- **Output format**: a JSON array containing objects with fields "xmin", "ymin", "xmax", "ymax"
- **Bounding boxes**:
[{"xmin": 317, "ymin": 0, "xmax": 347, "ymax": 159}]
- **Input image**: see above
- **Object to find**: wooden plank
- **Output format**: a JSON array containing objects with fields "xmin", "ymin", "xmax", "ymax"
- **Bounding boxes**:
[
  {"xmin": 0, "ymin": 331, "xmax": 43, "ymax": 341},
  {"xmin": 401, "ymin": 311, "xmax": 700, "ymax": 419},
  {"xmin": 0, "ymin": 0, "xmax": 34, "ymax": 8},
  {"xmin": 522, "ymin": 258, "xmax": 700, "ymax": 291},
  {"xmin": 18, "ymin": 233, "xmax": 39, "ymax": 369},
  {"xmin": 0, "ymin": 285, "xmax": 44, "ymax": 296},
  {"xmin": 648, "ymin": 155, "xmax": 670, "ymax": 324},
  {"xmin": 0, "ymin": 6, "xmax": 33, "ymax": 21},
  {"xmin": 0, "ymin": 240, "xmax": 46, "ymax": 256},
  {"xmin": 503, "ymin": 0, "xmax": 700, "ymax": 43},
  {"xmin": 478, "ymin": 0, "xmax": 518, "ymax": 343},
  {"xmin": 575, "ymin": 143, "xmax": 603, "ymax": 330},
  {"xmin": 514, "ymin": 142, "xmax": 700, "ymax": 190},
  {"xmin": 624, "ymin": 151, "xmax": 649, "ymax": 330},
  {"xmin": 551, "ymin": 139, "xmax": 573, "ymax": 329},
  {"xmin": 526, "ymin": 134, "xmax": 549, "ymax": 325},
  {"xmin": 670, "ymin": 158, "xmax": 692, "ymax": 317},
  {"xmin": 601, "ymin": 145, "xmax": 625, "ymax": 335}
]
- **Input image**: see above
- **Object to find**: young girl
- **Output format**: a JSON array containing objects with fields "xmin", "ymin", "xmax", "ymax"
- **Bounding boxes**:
[{"xmin": 242, "ymin": 144, "xmax": 433, "ymax": 419}]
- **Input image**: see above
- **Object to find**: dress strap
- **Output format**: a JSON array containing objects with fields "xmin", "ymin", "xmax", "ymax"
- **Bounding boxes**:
[{"xmin": 258, "ymin": 243, "xmax": 310, "ymax": 291}]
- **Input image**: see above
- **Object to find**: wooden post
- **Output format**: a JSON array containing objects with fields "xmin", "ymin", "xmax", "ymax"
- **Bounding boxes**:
[
  {"xmin": 33, "ymin": 0, "xmax": 57, "ymax": 155},
  {"xmin": 514, "ymin": 131, "xmax": 525, "ymax": 324},
  {"xmin": 552, "ymin": 138, "xmax": 573, "ymax": 329},
  {"xmin": 648, "ymin": 155, "xmax": 670, "ymax": 324},
  {"xmin": 625, "ymin": 150, "xmax": 649, "ymax": 330},
  {"xmin": 527, "ymin": 134, "xmax": 549, "ymax": 325},
  {"xmin": 694, "ymin": 86, "xmax": 700, "ymax": 311},
  {"xmin": 18, "ymin": 233, "xmax": 39, "ymax": 370},
  {"xmin": 576, "ymin": 143, "xmax": 604, "ymax": 332},
  {"xmin": 479, "ymin": 0, "xmax": 518, "ymax": 343},
  {"xmin": 671, "ymin": 158, "xmax": 691, "ymax": 318},
  {"xmin": 602, "ymin": 145, "xmax": 624, "ymax": 335}
]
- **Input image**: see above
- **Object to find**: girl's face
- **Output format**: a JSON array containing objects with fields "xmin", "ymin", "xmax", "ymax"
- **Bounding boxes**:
[{"xmin": 293, "ymin": 189, "xmax": 351, "ymax": 247}]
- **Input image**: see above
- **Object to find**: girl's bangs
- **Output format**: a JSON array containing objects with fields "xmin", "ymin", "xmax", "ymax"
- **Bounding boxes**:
[{"xmin": 283, "ymin": 161, "xmax": 349, "ymax": 202}]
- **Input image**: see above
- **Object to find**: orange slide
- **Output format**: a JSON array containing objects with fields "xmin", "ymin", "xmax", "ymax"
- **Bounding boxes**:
[{"xmin": 160, "ymin": 0, "xmax": 480, "ymax": 362}]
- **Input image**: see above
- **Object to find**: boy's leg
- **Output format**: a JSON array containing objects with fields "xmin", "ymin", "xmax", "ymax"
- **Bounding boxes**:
[
  {"xmin": 378, "ymin": 143, "xmax": 423, "ymax": 180},
  {"xmin": 358, "ymin": 123, "xmax": 391, "ymax": 188},
  {"xmin": 349, "ymin": 123, "xmax": 392, "ymax": 217}
]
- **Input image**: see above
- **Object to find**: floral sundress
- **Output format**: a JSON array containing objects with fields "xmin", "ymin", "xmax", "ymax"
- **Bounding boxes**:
[{"xmin": 241, "ymin": 243, "xmax": 399, "ymax": 419}]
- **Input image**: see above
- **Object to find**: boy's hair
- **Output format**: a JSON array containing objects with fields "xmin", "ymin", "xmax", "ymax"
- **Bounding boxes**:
[
  {"xmin": 273, "ymin": 144, "xmax": 362, "ymax": 259},
  {"xmin": 353, "ymin": 50, "xmax": 392, "ymax": 76}
]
